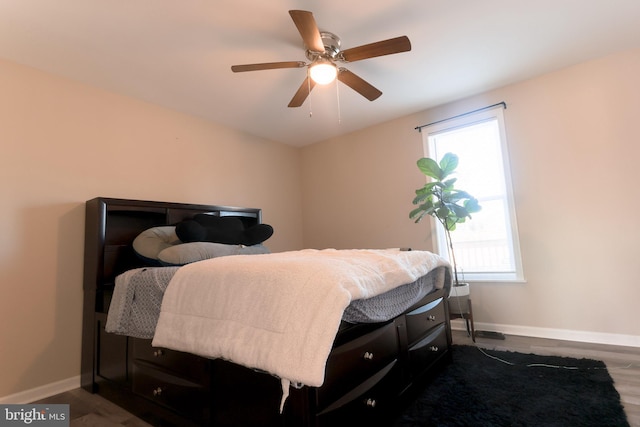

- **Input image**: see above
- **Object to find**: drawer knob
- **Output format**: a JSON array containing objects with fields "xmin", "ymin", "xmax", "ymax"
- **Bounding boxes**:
[
  {"xmin": 153, "ymin": 349, "xmax": 164, "ymax": 357},
  {"xmin": 152, "ymin": 387, "xmax": 164, "ymax": 396},
  {"xmin": 365, "ymin": 398, "xmax": 377, "ymax": 408},
  {"xmin": 363, "ymin": 351, "xmax": 374, "ymax": 360},
  {"xmin": 427, "ymin": 315, "xmax": 437, "ymax": 321},
  {"xmin": 430, "ymin": 345, "xmax": 439, "ymax": 352}
]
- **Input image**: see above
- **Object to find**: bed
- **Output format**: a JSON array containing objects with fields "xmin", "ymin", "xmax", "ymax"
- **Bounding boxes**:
[{"xmin": 81, "ymin": 197, "xmax": 453, "ymax": 427}]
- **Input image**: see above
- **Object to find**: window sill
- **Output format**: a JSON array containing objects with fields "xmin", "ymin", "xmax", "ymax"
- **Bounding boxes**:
[{"xmin": 462, "ymin": 277, "xmax": 527, "ymax": 285}]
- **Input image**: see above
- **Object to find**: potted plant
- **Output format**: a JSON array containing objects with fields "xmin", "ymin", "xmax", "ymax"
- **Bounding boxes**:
[{"xmin": 409, "ymin": 152, "xmax": 481, "ymax": 314}]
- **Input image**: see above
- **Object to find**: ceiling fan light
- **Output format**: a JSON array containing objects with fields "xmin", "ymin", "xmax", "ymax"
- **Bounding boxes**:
[{"xmin": 309, "ymin": 61, "xmax": 337, "ymax": 85}]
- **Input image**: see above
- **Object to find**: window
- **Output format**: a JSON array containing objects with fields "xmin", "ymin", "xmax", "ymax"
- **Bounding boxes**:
[{"xmin": 420, "ymin": 106, "xmax": 524, "ymax": 282}]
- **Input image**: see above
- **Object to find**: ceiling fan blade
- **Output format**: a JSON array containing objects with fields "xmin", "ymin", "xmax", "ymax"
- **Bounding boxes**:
[
  {"xmin": 341, "ymin": 36, "xmax": 411, "ymax": 62},
  {"xmin": 231, "ymin": 61, "xmax": 306, "ymax": 72},
  {"xmin": 289, "ymin": 10, "xmax": 325, "ymax": 53},
  {"xmin": 288, "ymin": 76, "xmax": 317, "ymax": 108},
  {"xmin": 337, "ymin": 69, "xmax": 382, "ymax": 101}
]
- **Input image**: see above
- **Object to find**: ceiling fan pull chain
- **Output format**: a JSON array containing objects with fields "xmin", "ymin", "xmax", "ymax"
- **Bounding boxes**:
[
  {"xmin": 336, "ymin": 79, "xmax": 342, "ymax": 124},
  {"xmin": 308, "ymin": 69, "xmax": 313, "ymax": 117}
]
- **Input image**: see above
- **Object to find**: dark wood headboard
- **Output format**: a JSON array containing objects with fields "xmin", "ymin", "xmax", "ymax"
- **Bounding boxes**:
[
  {"xmin": 81, "ymin": 197, "xmax": 262, "ymax": 391},
  {"xmin": 83, "ymin": 197, "xmax": 262, "ymax": 295}
]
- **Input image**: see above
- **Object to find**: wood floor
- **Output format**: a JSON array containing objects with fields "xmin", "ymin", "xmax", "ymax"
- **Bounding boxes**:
[
  {"xmin": 34, "ymin": 330, "xmax": 640, "ymax": 426},
  {"xmin": 32, "ymin": 387, "xmax": 152, "ymax": 426}
]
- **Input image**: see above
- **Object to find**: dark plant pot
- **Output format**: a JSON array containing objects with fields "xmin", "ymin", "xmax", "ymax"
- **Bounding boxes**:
[{"xmin": 448, "ymin": 283, "xmax": 470, "ymax": 314}]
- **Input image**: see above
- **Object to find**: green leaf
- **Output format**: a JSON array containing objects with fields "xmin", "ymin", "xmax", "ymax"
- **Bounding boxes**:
[
  {"xmin": 436, "ymin": 206, "xmax": 449, "ymax": 219},
  {"xmin": 441, "ymin": 178, "xmax": 457, "ymax": 190},
  {"xmin": 452, "ymin": 189, "xmax": 471, "ymax": 199},
  {"xmin": 412, "ymin": 192, "xmax": 433, "ymax": 205},
  {"xmin": 410, "ymin": 206, "xmax": 434, "ymax": 223},
  {"xmin": 450, "ymin": 204, "xmax": 469, "ymax": 218},
  {"xmin": 439, "ymin": 153, "xmax": 459, "ymax": 178},
  {"xmin": 417, "ymin": 157, "xmax": 443, "ymax": 180},
  {"xmin": 464, "ymin": 198, "xmax": 482, "ymax": 214},
  {"xmin": 415, "ymin": 182, "xmax": 440, "ymax": 195},
  {"xmin": 412, "ymin": 194, "xmax": 426, "ymax": 205},
  {"xmin": 409, "ymin": 207, "xmax": 423, "ymax": 221},
  {"xmin": 444, "ymin": 217, "xmax": 458, "ymax": 231},
  {"xmin": 444, "ymin": 190, "xmax": 469, "ymax": 203}
]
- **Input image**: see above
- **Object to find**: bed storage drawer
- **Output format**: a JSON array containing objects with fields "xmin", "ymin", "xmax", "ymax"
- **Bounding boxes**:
[
  {"xmin": 316, "ymin": 360, "xmax": 400, "ymax": 427},
  {"xmin": 404, "ymin": 296, "xmax": 445, "ymax": 345},
  {"xmin": 132, "ymin": 364, "xmax": 210, "ymax": 422},
  {"xmin": 318, "ymin": 321, "xmax": 398, "ymax": 409},
  {"xmin": 132, "ymin": 339, "xmax": 210, "ymax": 383},
  {"xmin": 407, "ymin": 323, "xmax": 448, "ymax": 376}
]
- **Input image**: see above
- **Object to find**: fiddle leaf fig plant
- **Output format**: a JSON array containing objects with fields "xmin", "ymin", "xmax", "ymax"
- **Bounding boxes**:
[{"xmin": 410, "ymin": 152, "xmax": 481, "ymax": 285}]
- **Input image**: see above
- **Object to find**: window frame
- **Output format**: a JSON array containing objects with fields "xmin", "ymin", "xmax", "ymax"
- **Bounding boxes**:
[{"xmin": 421, "ymin": 106, "xmax": 525, "ymax": 283}]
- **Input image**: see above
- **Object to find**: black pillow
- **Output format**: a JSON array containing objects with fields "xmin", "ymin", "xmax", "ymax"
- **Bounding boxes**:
[{"xmin": 175, "ymin": 214, "xmax": 273, "ymax": 246}]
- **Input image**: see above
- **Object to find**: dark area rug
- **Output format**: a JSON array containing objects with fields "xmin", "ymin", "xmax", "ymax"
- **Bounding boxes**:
[{"xmin": 395, "ymin": 345, "xmax": 629, "ymax": 427}]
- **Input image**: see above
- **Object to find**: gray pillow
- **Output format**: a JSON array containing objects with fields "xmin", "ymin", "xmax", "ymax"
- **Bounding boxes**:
[
  {"xmin": 132, "ymin": 226, "xmax": 181, "ymax": 265},
  {"xmin": 158, "ymin": 242, "xmax": 270, "ymax": 266},
  {"xmin": 132, "ymin": 226, "xmax": 270, "ymax": 266}
]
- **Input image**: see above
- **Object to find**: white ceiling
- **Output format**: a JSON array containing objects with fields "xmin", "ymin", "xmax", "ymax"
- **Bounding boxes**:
[{"xmin": 1, "ymin": 1, "xmax": 639, "ymax": 146}]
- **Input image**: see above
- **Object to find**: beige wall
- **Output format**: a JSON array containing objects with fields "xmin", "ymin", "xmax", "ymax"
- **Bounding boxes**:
[
  {"xmin": 301, "ymin": 49, "xmax": 640, "ymax": 343},
  {"xmin": 3, "ymin": 47, "xmax": 640, "ymax": 399},
  {"xmin": 0, "ymin": 59, "xmax": 303, "ymax": 398}
]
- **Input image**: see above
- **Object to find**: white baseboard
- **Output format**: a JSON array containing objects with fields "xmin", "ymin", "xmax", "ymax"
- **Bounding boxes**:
[
  {"xmin": 451, "ymin": 319, "xmax": 640, "ymax": 348},
  {"xmin": 0, "ymin": 376, "xmax": 80, "ymax": 404}
]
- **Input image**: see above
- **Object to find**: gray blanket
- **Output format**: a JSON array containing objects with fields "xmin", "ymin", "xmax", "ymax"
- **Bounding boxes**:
[
  {"xmin": 106, "ymin": 267, "xmax": 180, "ymax": 338},
  {"xmin": 106, "ymin": 265, "xmax": 443, "ymax": 339}
]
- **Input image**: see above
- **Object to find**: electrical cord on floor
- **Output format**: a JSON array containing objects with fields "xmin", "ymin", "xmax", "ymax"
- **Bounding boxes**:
[{"xmin": 468, "ymin": 334, "xmax": 637, "ymax": 371}]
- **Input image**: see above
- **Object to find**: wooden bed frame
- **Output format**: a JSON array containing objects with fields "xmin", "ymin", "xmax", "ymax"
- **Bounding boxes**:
[{"xmin": 81, "ymin": 197, "xmax": 452, "ymax": 426}]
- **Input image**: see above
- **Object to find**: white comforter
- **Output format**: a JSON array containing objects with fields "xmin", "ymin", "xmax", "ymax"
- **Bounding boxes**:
[{"xmin": 152, "ymin": 248, "xmax": 449, "ymax": 405}]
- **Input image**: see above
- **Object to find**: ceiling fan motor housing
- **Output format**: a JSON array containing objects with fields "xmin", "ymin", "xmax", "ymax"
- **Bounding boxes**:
[{"xmin": 305, "ymin": 31, "xmax": 342, "ymax": 62}]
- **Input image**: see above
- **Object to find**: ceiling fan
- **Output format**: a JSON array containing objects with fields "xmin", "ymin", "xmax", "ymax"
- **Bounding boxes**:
[{"xmin": 231, "ymin": 10, "xmax": 412, "ymax": 108}]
